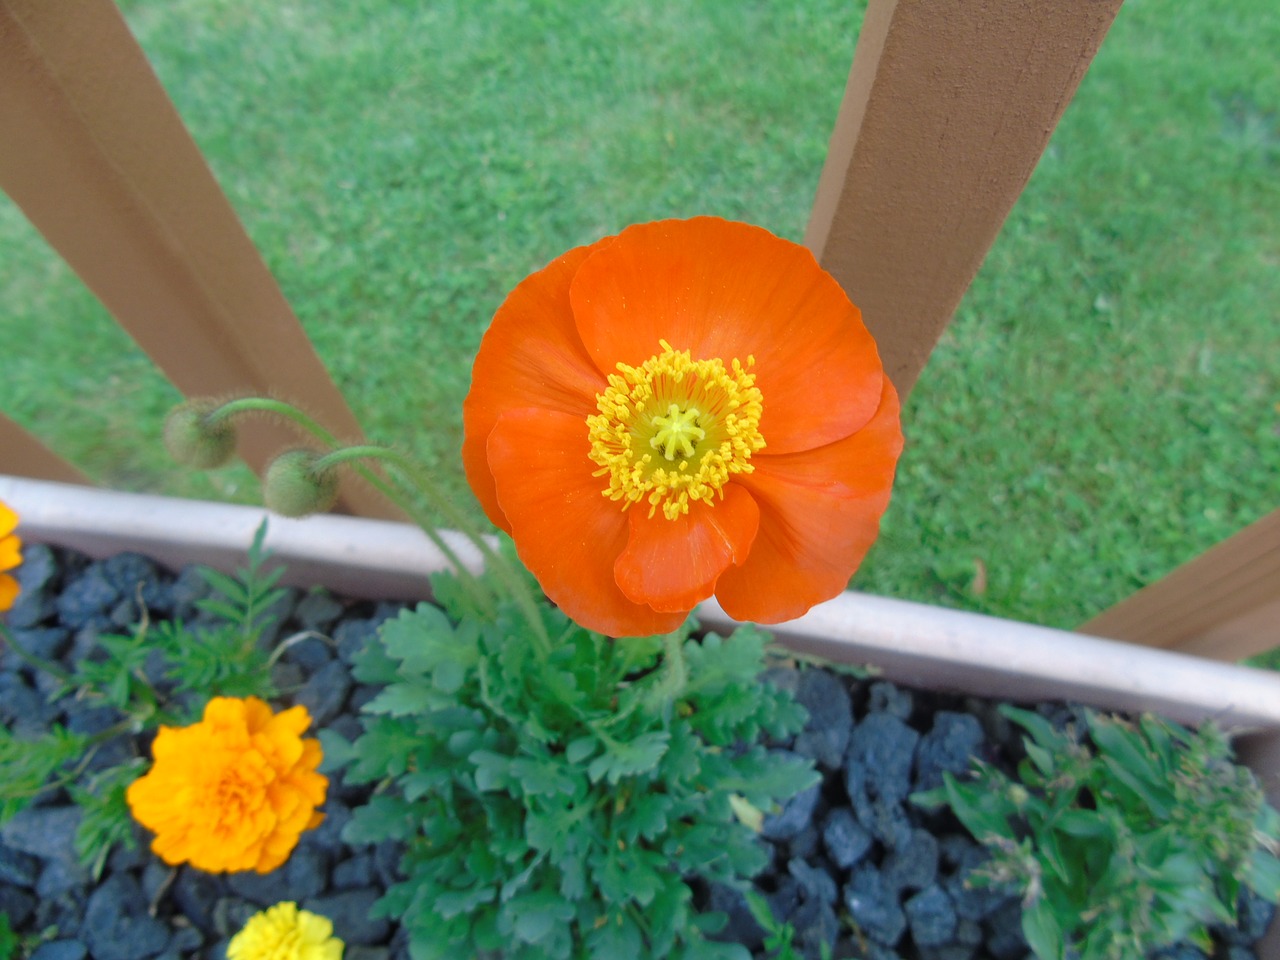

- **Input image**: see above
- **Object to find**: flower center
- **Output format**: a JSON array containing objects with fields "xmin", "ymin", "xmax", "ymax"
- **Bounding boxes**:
[{"xmin": 586, "ymin": 339, "xmax": 765, "ymax": 520}]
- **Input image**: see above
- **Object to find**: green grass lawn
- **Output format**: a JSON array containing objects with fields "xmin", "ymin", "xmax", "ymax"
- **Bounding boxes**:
[{"xmin": 1, "ymin": 0, "xmax": 1277, "ymax": 635}]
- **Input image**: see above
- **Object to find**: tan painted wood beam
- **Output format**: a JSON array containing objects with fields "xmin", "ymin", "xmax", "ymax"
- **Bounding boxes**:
[
  {"xmin": 0, "ymin": 0, "xmax": 396, "ymax": 518},
  {"xmin": 0, "ymin": 412, "xmax": 92, "ymax": 485},
  {"xmin": 1084, "ymin": 508, "xmax": 1280, "ymax": 661},
  {"xmin": 806, "ymin": 0, "xmax": 1124, "ymax": 397}
]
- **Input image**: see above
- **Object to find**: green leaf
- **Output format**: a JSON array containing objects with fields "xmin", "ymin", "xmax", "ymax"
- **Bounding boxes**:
[
  {"xmin": 505, "ymin": 888, "xmax": 575, "ymax": 945},
  {"xmin": 1022, "ymin": 896, "xmax": 1065, "ymax": 960},
  {"xmin": 1001, "ymin": 705, "xmax": 1068, "ymax": 753},
  {"xmin": 365, "ymin": 681, "xmax": 439, "ymax": 716},
  {"xmin": 565, "ymin": 736, "xmax": 597, "ymax": 764},
  {"xmin": 0, "ymin": 911, "xmax": 18, "ymax": 960},
  {"xmin": 1054, "ymin": 808, "xmax": 1112, "ymax": 839},
  {"xmin": 586, "ymin": 910, "xmax": 643, "ymax": 959},
  {"xmin": 587, "ymin": 730, "xmax": 670, "ymax": 784},
  {"xmin": 943, "ymin": 773, "xmax": 1014, "ymax": 843},
  {"xmin": 1247, "ymin": 848, "xmax": 1280, "ymax": 902}
]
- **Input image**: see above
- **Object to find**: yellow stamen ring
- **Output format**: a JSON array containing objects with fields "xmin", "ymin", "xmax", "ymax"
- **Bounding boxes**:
[{"xmin": 586, "ymin": 339, "xmax": 765, "ymax": 520}]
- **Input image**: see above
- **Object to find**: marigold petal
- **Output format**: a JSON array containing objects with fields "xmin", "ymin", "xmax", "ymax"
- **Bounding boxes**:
[
  {"xmin": 614, "ymin": 485, "xmax": 759, "ymax": 613},
  {"xmin": 463, "ymin": 241, "xmax": 612, "ymax": 531},
  {"xmin": 486, "ymin": 407, "xmax": 686, "ymax": 637},
  {"xmin": 715, "ymin": 377, "xmax": 903, "ymax": 623},
  {"xmin": 569, "ymin": 217, "xmax": 884, "ymax": 454},
  {"xmin": 128, "ymin": 695, "xmax": 326, "ymax": 875},
  {"xmin": 0, "ymin": 502, "xmax": 17, "ymax": 538},
  {"xmin": 0, "ymin": 574, "xmax": 17, "ymax": 612},
  {"xmin": 0, "ymin": 534, "xmax": 21, "ymax": 571}
]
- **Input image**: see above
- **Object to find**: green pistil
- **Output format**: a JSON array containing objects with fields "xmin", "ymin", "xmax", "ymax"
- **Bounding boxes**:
[{"xmin": 649, "ymin": 404, "xmax": 705, "ymax": 461}]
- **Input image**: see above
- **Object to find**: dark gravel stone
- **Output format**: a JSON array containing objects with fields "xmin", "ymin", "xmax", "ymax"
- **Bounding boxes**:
[
  {"xmin": 789, "ymin": 896, "xmax": 839, "ymax": 960},
  {"xmin": 792, "ymin": 669, "xmax": 853, "ymax": 769},
  {"xmin": 707, "ymin": 882, "xmax": 767, "ymax": 952},
  {"xmin": 786, "ymin": 822, "xmax": 821, "ymax": 860},
  {"xmin": 905, "ymin": 885, "xmax": 958, "ymax": 947},
  {"xmin": 296, "ymin": 659, "xmax": 354, "ymax": 726},
  {"xmin": 55, "ymin": 565, "xmax": 122, "ymax": 629},
  {"xmin": 788, "ymin": 858, "xmax": 838, "ymax": 905},
  {"xmin": 307, "ymin": 888, "xmax": 391, "ymax": 946},
  {"xmin": 844, "ymin": 865, "xmax": 906, "ymax": 947},
  {"xmin": 0, "ymin": 672, "xmax": 47, "ymax": 736},
  {"xmin": 0, "ymin": 885, "xmax": 37, "ymax": 928},
  {"xmin": 284, "ymin": 635, "xmax": 335, "ymax": 672},
  {"xmin": 761, "ymin": 775, "xmax": 821, "ymax": 842},
  {"xmin": 883, "ymin": 828, "xmax": 939, "ymax": 893},
  {"xmin": 82, "ymin": 872, "xmax": 171, "ymax": 960},
  {"xmin": 332, "ymin": 851, "xmax": 378, "ymax": 889},
  {"xmin": 867, "ymin": 681, "xmax": 913, "ymax": 720},
  {"xmin": 914, "ymin": 711, "xmax": 985, "ymax": 793},
  {"xmin": 296, "ymin": 590, "xmax": 345, "ymax": 632},
  {"xmin": 984, "ymin": 899, "xmax": 1029, "ymax": 960},
  {"xmin": 821, "ymin": 807, "xmax": 874, "ymax": 870},
  {"xmin": 171, "ymin": 869, "xmax": 224, "ymax": 935},
  {"xmin": 167, "ymin": 565, "xmax": 213, "ymax": 621},
  {"xmin": 30, "ymin": 941, "xmax": 89, "ymax": 960},
  {"xmin": 1, "ymin": 805, "xmax": 83, "ymax": 864},
  {"xmin": 846, "ymin": 713, "xmax": 919, "ymax": 844},
  {"xmin": 6, "ymin": 626, "xmax": 72, "ymax": 665},
  {"xmin": 0, "ymin": 841, "xmax": 39, "ymax": 887},
  {"xmin": 335, "ymin": 617, "xmax": 382, "ymax": 666},
  {"xmin": 1228, "ymin": 887, "xmax": 1276, "ymax": 942}
]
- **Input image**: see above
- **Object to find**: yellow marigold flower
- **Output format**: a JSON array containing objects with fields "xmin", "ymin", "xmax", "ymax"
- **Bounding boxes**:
[
  {"xmin": 0, "ymin": 499, "xmax": 22, "ymax": 612},
  {"xmin": 127, "ymin": 696, "xmax": 327, "ymax": 874},
  {"xmin": 228, "ymin": 902, "xmax": 344, "ymax": 960}
]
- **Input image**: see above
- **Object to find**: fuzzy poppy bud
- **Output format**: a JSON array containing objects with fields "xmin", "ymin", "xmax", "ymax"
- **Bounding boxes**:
[
  {"xmin": 164, "ymin": 400, "xmax": 237, "ymax": 469},
  {"xmin": 263, "ymin": 450, "xmax": 339, "ymax": 518}
]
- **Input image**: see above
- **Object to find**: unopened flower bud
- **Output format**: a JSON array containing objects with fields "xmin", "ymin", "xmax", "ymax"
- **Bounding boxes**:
[
  {"xmin": 164, "ymin": 400, "xmax": 236, "ymax": 469},
  {"xmin": 263, "ymin": 450, "xmax": 339, "ymax": 518}
]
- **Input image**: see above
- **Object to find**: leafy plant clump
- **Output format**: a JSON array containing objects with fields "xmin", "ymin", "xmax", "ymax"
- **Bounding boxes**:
[
  {"xmin": 915, "ymin": 705, "xmax": 1280, "ymax": 960},
  {"xmin": 323, "ymin": 550, "xmax": 818, "ymax": 960},
  {"xmin": 0, "ymin": 523, "xmax": 286, "ymax": 875}
]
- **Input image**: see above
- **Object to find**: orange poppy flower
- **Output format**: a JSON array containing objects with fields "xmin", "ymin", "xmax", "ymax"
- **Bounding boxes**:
[
  {"xmin": 0, "ymin": 499, "xmax": 22, "ymax": 612},
  {"xmin": 463, "ymin": 217, "xmax": 903, "ymax": 637}
]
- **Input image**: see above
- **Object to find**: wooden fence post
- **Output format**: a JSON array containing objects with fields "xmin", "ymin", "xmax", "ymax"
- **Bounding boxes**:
[
  {"xmin": 0, "ymin": 414, "xmax": 91, "ymax": 485},
  {"xmin": 806, "ymin": 0, "xmax": 1124, "ymax": 397},
  {"xmin": 0, "ymin": 0, "xmax": 396, "ymax": 518}
]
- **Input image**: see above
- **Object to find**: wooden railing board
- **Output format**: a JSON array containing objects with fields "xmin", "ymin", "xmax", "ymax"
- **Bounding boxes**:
[
  {"xmin": 805, "ymin": 0, "xmax": 1124, "ymax": 397},
  {"xmin": 0, "ymin": 0, "xmax": 397, "ymax": 518},
  {"xmin": 1084, "ymin": 507, "xmax": 1280, "ymax": 660}
]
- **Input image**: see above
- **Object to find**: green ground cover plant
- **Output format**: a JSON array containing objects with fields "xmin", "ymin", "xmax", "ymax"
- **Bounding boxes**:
[
  {"xmin": 1, "ymin": 0, "xmax": 1277, "ymax": 633},
  {"xmin": 914, "ymin": 707, "xmax": 1280, "ymax": 960}
]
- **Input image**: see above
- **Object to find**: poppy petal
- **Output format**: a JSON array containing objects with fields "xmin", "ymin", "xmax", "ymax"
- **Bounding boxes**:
[
  {"xmin": 715, "ymin": 378, "xmax": 903, "ymax": 623},
  {"xmin": 614, "ymin": 484, "xmax": 760, "ymax": 613},
  {"xmin": 487, "ymin": 407, "xmax": 686, "ymax": 638},
  {"xmin": 0, "ymin": 574, "xmax": 16, "ymax": 611},
  {"xmin": 462, "ymin": 240, "xmax": 612, "ymax": 531},
  {"xmin": 569, "ymin": 217, "xmax": 883, "ymax": 454}
]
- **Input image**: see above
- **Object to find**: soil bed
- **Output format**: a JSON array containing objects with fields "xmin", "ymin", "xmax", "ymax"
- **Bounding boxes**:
[{"xmin": 0, "ymin": 544, "xmax": 1272, "ymax": 960}]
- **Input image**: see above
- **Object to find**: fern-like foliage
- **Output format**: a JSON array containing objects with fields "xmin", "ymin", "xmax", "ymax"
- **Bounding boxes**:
[{"xmin": 324, "ymin": 540, "xmax": 817, "ymax": 960}]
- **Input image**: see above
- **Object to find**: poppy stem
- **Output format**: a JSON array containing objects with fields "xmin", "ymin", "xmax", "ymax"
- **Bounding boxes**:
[
  {"xmin": 312, "ymin": 444, "xmax": 555, "ymax": 656},
  {"xmin": 180, "ymin": 396, "xmax": 554, "ymax": 653}
]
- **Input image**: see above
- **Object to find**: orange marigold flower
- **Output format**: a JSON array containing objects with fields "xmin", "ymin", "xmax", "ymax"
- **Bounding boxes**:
[
  {"xmin": 463, "ymin": 217, "xmax": 903, "ymax": 637},
  {"xmin": 126, "ymin": 696, "xmax": 328, "ymax": 874},
  {"xmin": 0, "ymin": 499, "xmax": 22, "ymax": 612}
]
